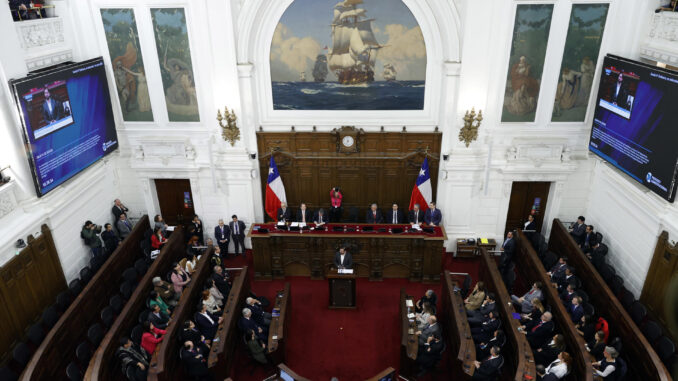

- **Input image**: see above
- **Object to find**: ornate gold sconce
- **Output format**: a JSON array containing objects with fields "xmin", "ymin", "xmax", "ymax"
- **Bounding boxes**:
[
  {"xmin": 458, "ymin": 108, "xmax": 483, "ymax": 147},
  {"xmin": 216, "ymin": 107, "xmax": 240, "ymax": 146}
]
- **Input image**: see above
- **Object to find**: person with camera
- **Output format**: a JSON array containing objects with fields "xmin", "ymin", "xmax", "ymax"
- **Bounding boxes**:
[
  {"xmin": 81, "ymin": 220, "xmax": 103, "ymax": 258},
  {"xmin": 329, "ymin": 187, "xmax": 342, "ymax": 222}
]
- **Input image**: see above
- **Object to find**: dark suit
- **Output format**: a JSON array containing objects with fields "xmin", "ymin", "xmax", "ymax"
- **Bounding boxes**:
[
  {"xmin": 549, "ymin": 263, "xmax": 568, "ymax": 284},
  {"xmin": 180, "ymin": 347, "xmax": 211, "ymax": 378},
  {"xmin": 191, "ymin": 220, "xmax": 204, "ymax": 244},
  {"xmin": 408, "ymin": 209, "xmax": 423, "ymax": 224},
  {"xmin": 194, "ymin": 311, "xmax": 219, "ymax": 340},
  {"xmin": 333, "ymin": 251, "xmax": 353, "ymax": 269},
  {"xmin": 559, "ymin": 290, "xmax": 576, "ymax": 306},
  {"xmin": 296, "ymin": 209, "xmax": 313, "ymax": 223},
  {"xmin": 239, "ymin": 317, "xmax": 267, "ymax": 341},
  {"xmin": 365, "ymin": 209, "xmax": 383, "ymax": 223},
  {"xmin": 468, "ymin": 302, "xmax": 496, "ymax": 326},
  {"xmin": 499, "ymin": 237, "xmax": 515, "ymax": 270},
  {"xmin": 524, "ymin": 221, "xmax": 536, "ymax": 231},
  {"xmin": 248, "ymin": 302, "xmax": 271, "ymax": 326},
  {"xmin": 471, "ymin": 355, "xmax": 503, "ymax": 380},
  {"xmin": 385, "ymin": 209, "xmax": 405, "ymax": 224},
  {"xmin": 570, "ymin": 223, "xmax": 586, "ymax": 244},
  {"xmin": 112, "ymin": 205, "xmax": 129, "ymax": 221},
  {"xmin": 416, "ymin": 339, "xmax": 443, "ymax": 370},
  {"xmin": 424, "ymin": 208, "xmax": 442, "ymax": 225},
  {"xmin": 212, "ymin": 272, "xmax": 230, "ymax": 296},
  {"xmin": 526, "ymin": 320, "xmax": 554, "ymax": 349},
  {"xmin": 534, "ymin": 341, "xmax": 562, "ymax": 367},
  {"xmin": 42, "ymin": 98, "xmax": 61, "ymax": 122},
  {"xmin": 570, "ymin": 304, "xmax": 584, "ymax": 324},
  {"xmin": 612, "ymin": 83, "xmax": 630, "ymax": 108},
  {"xmin": 418, "ymin": 323, "xmax": 442, "ymax": 345},
  {"xmin": 472, "ymin": 318, "xmax": 500, "ymax": 343},
  {"xmin": 313, "ymin": 211, "xmax": 328, "ymax": 224},
  {"xmin": 229, "ymin": 220, "xmax": 246, "ymax": 255},
  {"xmin": 582, "ymin": 232, "xmax": 597, "ymax": 251},
  {"xmin": 214, "ymin": 225, "xmax": 230, "ymax": 256},
  {"xmin": 148, "ymin": 311, "xmax": 170, "ymax": 329},
  {"xmin": 277, "ymin": 208, "xmax": 292, "ymax": 222}
]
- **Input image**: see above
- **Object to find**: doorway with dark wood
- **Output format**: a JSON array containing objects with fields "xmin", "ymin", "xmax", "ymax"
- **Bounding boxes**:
[
  {"xmin": 155, "ymin": 179, "xmax": 195, "ymax": 229},
  {"xmin": 505, "ymin": 182, "xmax": 551, "ymax": 236}
]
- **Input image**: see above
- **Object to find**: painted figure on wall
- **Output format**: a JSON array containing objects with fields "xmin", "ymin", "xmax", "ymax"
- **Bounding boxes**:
[
  {"xmin": 270, "ymin": 0, "xmax": 426, "ymax": 110},
  {"xmin": 101, "ymin": 9, "xmax": 153, "ymax": 121},
  {"xmin": 151, "ymin": 8, "xmax": 199, "ymax": 122}
]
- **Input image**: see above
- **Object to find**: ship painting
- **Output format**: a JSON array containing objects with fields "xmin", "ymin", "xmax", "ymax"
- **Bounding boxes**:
[
  {"xmin": 313, "ymin": 54, "xmax": 329, "ymax": 82},
  {"xmin": 383, "ymin": 63, "xmax": 396, "ymax": 81}
]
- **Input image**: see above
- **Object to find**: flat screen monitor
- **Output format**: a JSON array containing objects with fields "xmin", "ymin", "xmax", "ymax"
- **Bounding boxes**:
[
  {"xmin": 9, "ymin": 57, "xmax": 118, "ymax": 197},
  {"xmin": 589, "ymin": 55, "xmax": 678, "ymax": 202},
  {"xmin": 280, "ymin": 369, "xmax": 294, "ymax": 381}
]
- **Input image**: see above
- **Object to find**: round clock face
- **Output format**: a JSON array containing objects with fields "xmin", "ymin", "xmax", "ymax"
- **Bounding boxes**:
[{"xmin": 342, "ymin": 136, "xmax": 355, "ymax": 147}]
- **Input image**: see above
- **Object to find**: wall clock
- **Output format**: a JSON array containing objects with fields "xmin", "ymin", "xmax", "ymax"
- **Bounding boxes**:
[{"xmin": 331, "ymin": 126, "xmax": 363, "ymax": 154}]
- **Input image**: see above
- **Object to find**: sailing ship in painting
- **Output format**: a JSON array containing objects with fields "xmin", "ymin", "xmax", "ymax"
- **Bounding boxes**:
[
  {"xmin": 299, "ymin": 71, "xmax": 307, "ymax": 82},
  {"xmin": 329, "ymin": 0, "xmax": 382, "ymax": 85},
  {"xmin": 313, "ymin": 54, "xmax": 329, "ymax": 82},
  {"xmin": 383, "ymin": 63, "xmax": 396, "ymax": 81}
]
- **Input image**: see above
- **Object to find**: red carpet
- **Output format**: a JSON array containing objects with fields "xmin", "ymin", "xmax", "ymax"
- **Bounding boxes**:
[{"xmin": 227, "ymin": 252, "xmax": 479, "ymax": 380}]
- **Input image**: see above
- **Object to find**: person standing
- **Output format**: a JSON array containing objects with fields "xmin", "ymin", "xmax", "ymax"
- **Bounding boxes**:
[
  {"xmin": 81, "ymin": 220, "xmax": 103, "ymax": 258},
  {"xmin": 112, "ymin": 199, "xmax": 129, "ymax": 221},
  {"xmin": 329, "ymin": 187, "xmax": 343, "ymax": 222},
  {"xmin": 333, "ymin": 247, "xmax": 353, "ymax": 270},
  {"xmin": 229, "ymin": 215, "xmax": 246, "ymax": 257},
  {"xmin": 116, "ymin": 213, "xmax": 133, "ymax": 239},
  {"xmin": 191, "ymin": 215, "xmax": 204, "ymax": 245},
  {"xmin": 214, "ymin": 219, "xmax": 230, "ymax": 257}
]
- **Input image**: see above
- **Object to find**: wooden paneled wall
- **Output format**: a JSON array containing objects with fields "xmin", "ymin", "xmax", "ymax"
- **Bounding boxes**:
[
  {"xmin": 0, "ymin": 224, "xmax": 66, "ymax": 362},
  {"xmin": 642, "ymin": 231, "xmax": 678, "ymax": 345},
  {"xmin": 256, "ymin": 130, "xmax": 442, "ymax": 220}
]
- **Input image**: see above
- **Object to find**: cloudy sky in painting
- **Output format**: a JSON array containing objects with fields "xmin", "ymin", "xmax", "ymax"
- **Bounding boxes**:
[{"xmin": 270, "ymin": 0, "xmax": 426, "ymax": 82}]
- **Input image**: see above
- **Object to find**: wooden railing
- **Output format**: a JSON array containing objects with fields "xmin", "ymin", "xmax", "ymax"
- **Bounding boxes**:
[
  {"xmin": 85, "ymin": 228, "xmax": 186, "ymax": 381},
  {"xmin": 441, "ymin": 271, "xmax": 476, "ymax": 377},
  {"xmin": 20, "ymin": 215, "xmax": 150, "ymax": 381}
]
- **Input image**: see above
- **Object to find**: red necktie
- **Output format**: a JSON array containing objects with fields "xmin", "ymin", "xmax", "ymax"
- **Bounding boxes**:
[
  {"xmin": 532, "ymin": 322, "xmax": 543, "ymax": 332},
  {"xmin": 373, "ymin": 212, "xmax": 376, "ymax": 220}
]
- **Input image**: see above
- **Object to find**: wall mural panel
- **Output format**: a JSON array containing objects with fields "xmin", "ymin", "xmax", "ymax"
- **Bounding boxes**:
[
  {"xmin": 270, "ymin": 0, "xmax": 426, "ymax": 110},
  {"xmin": 151, "ymin": 8, "xmax": 199, "ymax": 122},
  {"xmin": 552, "ymin": 4, "xmax": 609, "ymax": 122},
  {"xmin": 501, "ymin": 4, "xmax": 554, "ymax": 123},
  {"xmin": 100, "ymin": 8, "xmax": 153, "ymax": 122}
]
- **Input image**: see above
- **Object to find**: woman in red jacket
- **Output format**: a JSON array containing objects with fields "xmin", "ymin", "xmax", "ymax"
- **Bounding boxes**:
[
  {"xmin": 329, "ymin": 186, "xmax": 342, "ymax": 222},
  {"xmin": 141, "ymin": 321, "xmax": 166, "ymax": 355},
  {"xmin": 151, "ymin": 227, "xmax": 167, "ymax": 250}
]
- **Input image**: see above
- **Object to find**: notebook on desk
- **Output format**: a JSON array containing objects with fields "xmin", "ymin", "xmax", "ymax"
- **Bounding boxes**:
[
  {"xmin": 362, "ymin": 226, "xmax": 374, "ymax": 232},
  {"xmin": 332, "ymin": 226, "xmax": 344, "ymax": 232}
]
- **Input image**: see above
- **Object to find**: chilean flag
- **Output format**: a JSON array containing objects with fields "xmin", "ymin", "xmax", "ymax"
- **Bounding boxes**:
[
  {"xmin": 265, "ymin": 156, "xmax": 287, "ymax": 221},
  {"xmin": 409, "ymin": 158, "xmax": 432, "ymax": 211}
]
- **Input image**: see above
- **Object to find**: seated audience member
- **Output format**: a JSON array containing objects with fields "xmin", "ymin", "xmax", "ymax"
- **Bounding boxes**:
[
  {"xmin": 81, "ymin": 220, "xmax": 103, "ymax": 258},
  {"xmin": 471, "ymin": 346, "xmax": 503, "ymax": 380},
  {"xmin": 593, "ymin": 347, "xmax": 623, "ymax": 379},
  {"xmin": 151, "ymin": 227, "xmax": 167, "ymax": 250},
  {"xmin": 555, "ymin": 267, "xmax": 577, "ymax": 292},
  {"xmin": 569, "ymin": 296, "xmax": 584, "ymax": 324},
  {"xmin": 416, "ymin": 316, "xmax": 441, "ymax": 346},
  {"xmin": 465, "ymin": 281, "xmax": 486, "ymax": 311},
  {"xmin": 587, "ymin": 330, "xmax": 607, "ymax": 361},
  {"xmin": 547, "ymin": 257, "xmax": 569, "ymax": 284},
  {"xmin": 416, "ymin": 332, "xmax": 443, "ymax": 376},
  {"xmin": 186, "ymin": 235, "xmax": 201, "ymax": 257},
  {"xmin": 147, "ymin": 304, "xmax": 170, "ymax": 329},
  {"xmin": 415, "ymin": 289, "xmax": 437, "ymax": 313},
  {"xmin": 333, "ymin": 246, "xmax": 353, "ymax": 270},
  {"xmin": 520, "ymin": 298, "xmax": 545, "ymax": 326},
  {"xmin": 476, "ymin": 329, "xmax": 505, "ymax": 359},
  {"xmin": 116, "ymin": 336, "xmax": 149, "ymax": 381},
  {"xmin": 471, "ymin": 310, "xmax": 500, "ymax": 343},
  {"xmin": 534, "ymin": 334, "xmax": 566, "ymax": 367},
  {"xmin": 101, "ymin": 223, "xmax": 120, "ymax": 255},
  {"xmin": 212, "ymin": 246, "xmax": 223, "ymax": 265},
  {"xmin": 205, "ymin": 238, "xmax": 213, "ymax": 249},
  {"xmin": 568, "ymin": 216, "xmax": 586, "ymax": 245},
  {"xmin": 596, "ymin": 316, "xmax": 610, "ymax": 343},
  {"xmin": 171, "ymin": 262, "xmax": 191, "ymax": 294},
  {"xmin": 181, "ymin": 320, "xmax": 209, "ymax": 354},
  {"xmin": 521, "ymin": 312, "xmax": 555, "ymax": 349},
  {"xmin": 240, "ymin": 308, "xmax": 268, "ymax": 341},
  {"xmin": 201, "ymin": 290, "xmax": 221, "ymax": 314},
  {"xmin": 511, "ymin": 282, "xmax": 543, "ymax": 312},
  {"xmin": 538, "ymin": 351, "xmax": 572, "ymax": 380},
  {"xmin": 424, "ymin": 202, "xmax": 442, "ymax": 226},
  {"xmin": 195, "ymin": 302, "xmax": 222, "ymax": 342},
  {"xmin": 153, "ymin": 214, "xmax": 168, "ymax": 236},
  {"xmin": 276, "ymin": 202, "xmax": 292, "ymax": 223},
  {"xmin": 141, "ymin": 321, "xmax": 166, "ymax": 355},
  {"xmin": 409, "ymin": 203, "xmax": 423, "ymax": 225},
  {"xmin": 313, "ymin": 208, "xmax": 328, "ymax": 226},
  {"xmin": 468, "ymin": 293, "xmax": 496, "ymax": 326},
  {"xmin": 191, "ymin": 215, "xmax": 204, "ymax": 245},
  {"xmin": 581, "ymin": 225, "xmax": 597, "ymax": 252},
  {"xmin": 149, "ymin": 290, "xmax": 171, "ymax": 315},
  {"xmin": 388, "ymin": 202, "xmax": 405, "ymax": 224},
  {"xmin": 181, "ymin": 340, "xmax": 212, "ymax": 380},
  {"xmin": 416, "ymin": 302, "xmax": 434, "ymax": 330},
  {"xmin": 153, "ymin": 276, "xmax": 179, "ymax": 306},
  {"xmin": 205, "ymin": 278, "xmax": 224, "ymax": 307},
  {"xmin": 212, "ymin": 265, "xmax": 230, "ymax": 296},
  {"xmin": 184, "ymin": 253, "xmax": 198, "ymax": 275},
  {"xmin": 576, "ymin": 314, "xmax": 596, "ymax": 343},
  {"xmin": 246, "ymin": 297, "xmax": 272, "ymax": 326},
  {"xmin": 559, "ymin": 283, "xmax": 577, "ymax": 306},
  {"xmin": 246, "ymin": 329, "xmax": 268, "ymax": 364},
  {"xmin": 365, "ymin": 203, "xmax": 383, "ymax": 223},
  {"xmin": 117, "ymin": 213, "xmax": 134, "ymax": 239},
  {"xmin": 588, "ymin": 242, "xmax": 608, "ymax": 262},
  {"xmin": 112, "ymin": 198, "xmax": 129, "ymax": 221},
  {"xmin": 296, "ymin": 203, "xmax": 313, "ymax": 224}
]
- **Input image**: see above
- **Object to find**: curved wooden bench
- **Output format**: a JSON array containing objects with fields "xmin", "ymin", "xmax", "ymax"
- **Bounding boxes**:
[
  {"xmin": 441, "ymin": 271, "xmax": 476, "ymax": 377},
  {"xmin": 20, "ymin": 215, "xmax": 150, "ymax": 381},
  {"xmin": 85, "ymin": 227, "xmax": 186, "ymax": 381}
]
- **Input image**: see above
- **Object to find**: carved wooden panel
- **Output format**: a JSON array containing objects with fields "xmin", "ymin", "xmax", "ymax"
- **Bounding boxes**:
[{"xmin": 641, "ymin": 231, "xmax": 678, "ymax": 343}]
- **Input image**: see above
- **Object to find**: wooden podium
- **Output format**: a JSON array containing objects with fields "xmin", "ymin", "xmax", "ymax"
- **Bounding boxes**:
[{"xmin": 327, "ymin": 270, "xmax": 356, "ymax": 309}]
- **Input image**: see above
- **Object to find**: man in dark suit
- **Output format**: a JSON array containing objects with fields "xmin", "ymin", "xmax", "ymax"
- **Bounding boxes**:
[
  {"xmin": 388, "ymin": 202, "xmax": 405, "ymax": 224},
  {"xmin": 365, "ymin": 203, "xmax": 383, "ymax": 223},
  {"xmin": 409, "ymin": 203, "xmax": 423, "ymax": 225},
  {"xmin": 559, "ymin": 283, "xmax": 577, "ymax": 306},
  {"xmin": 424, "ymin": 202, "xmax": 442, "ymax": 226},
  {"xmin": 499, "ymin": 231, "xmax": 515, "ymax": 272},
  {"xmin": 471, "ymin": 311, "xmax": 500, "ymax": 342},
  {"xmin": 41, "ymin": 88, "xmax": 62, "ymax": 123},
  {"xmin": 416, "ymin": 332, "xmax": 444, "ymax": 375},
  {"xmin": 471, "ymin": 346, "xmax": 503, "ymax": 380},
  {"xmin": 112, "ymin": 199, "xmax": 129, "ymax": 221},
  {"xmin": 581, "ymin": 225, "xmax": 597, "ymax": 252},
  {"xmin": 611, "ymin": 72, "xmax": 630, "ymax": 109},
  {"xmin": 417, "ymin": 316, "xmax": 441, "ymax": 346},
  {"xmin": 246, "ymin": 297, "xmax": 271, "ymax": 326},
  {"xmin": 180, "ymin": 341, "xmax": 212, "ymax": 380},
  {"xmin": 116, "ymin": 213, "xmax": 133, "ymax": 239},
  {"xmin": 194, "ymin": 303, "xmax": 221, "ymax": 340},
  {"xmin": 313, "ymin": 208, "xmax": 329, "ymax": 226},
  {"xmin": 296, "ymin": 203, "xmax": 313, "ymax": 224},
  {"xmin": 214, "ymin": 219, "xmax": 230, "ymax": 257},
  {"xmin": 523, "ymin": 214, "xmax": 537, "ymax": 231},
  {"xmin": 569, "ymin": 296, "xmax": 584, "ymax": 324},
  {"xmin": 547, "ymin": 257, "xmax": 569, "ymax": 285},
  {"xmin": 211, "ymin": 266, "xmax": 230, "ymax": 296},
  {"xmin": 523, "ymin": 312, "xmax": 555, "ymax": 349},
  {"xmin": 333, "ymin": 247, "xmax": 353, "ymax": 269},
  {"xmin": 569, "ymin": 216, "xmax": 586, "ymax": 245},
  {"xmin": 276, "ymin": 202, "xmax": 292, "ymax": 223},
  {"xmin": 555, "ymin": 267, "xmax": 577, "ymax": 292},
  {"xmin": 468, "ymin": 293, "xmax": 496, "ymax": 326},
  {"xmin": 229, "ymin": 215, "xmax": 246, "ymax": 257},
  {"xmin": 239, "ymin": 308, "xmax": 267, "ymax": 341},
  {"xmin": 147, "ymin": 304, "xmax": 170, "ymax": 329}
]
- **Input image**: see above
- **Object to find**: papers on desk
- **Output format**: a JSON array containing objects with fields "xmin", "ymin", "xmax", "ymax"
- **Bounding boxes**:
[
  {"xmin": 299, "ymin": 222, "xmax": 306, "ymax": 228},
  {"xmin": 290, "ymin": 222, "xmax": 299, "ymax": 227},
  {"xmin": 412, "ymin": 224, "xmax": 422, "ymax": 230},
  {"xmin": 166, "ymin": 226, "xmax": 175, "ymax": 232},
  {"xmin": 480, "ymin": 238, "xmax": 489, "ymax": 244},
  {"xmin": 406, "ymin": 299, "xmax": 414, "ymax": 308},
  {"xmin": 338, "ymin": 268, "xmax": 354, "ymax": 274},
  {"xmin": 277, "ymin": 221, "xmax": 286, "ymax": 227},
  {"xmin": 407, "ymin": 313, "xmax": 415, "ymax": 319}
]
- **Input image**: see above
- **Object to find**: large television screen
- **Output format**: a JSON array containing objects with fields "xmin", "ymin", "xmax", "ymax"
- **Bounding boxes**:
[
  {"xmin": 9, "ymin": 57, "xmax": 118, "ymax": 197},
  {"xmin": 589, "ymin": 55, "xmax": 678, "ymax": 202}
]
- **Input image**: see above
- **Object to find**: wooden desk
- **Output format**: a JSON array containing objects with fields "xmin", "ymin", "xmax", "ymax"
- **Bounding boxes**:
[
  {"xmin": 549, "ymin": 219, "xmax": 671, "ymax": 381},
  {"xmin": 399, "ymin": 289, "xmax": 418, "ymax": 379},
  {"xmin": 327, "ymin": 271, "xmax": 356, "ymax": 309},
  {"xmin": 277, "ymin": 363, "xmax": 311, "ymax": 381},
  {"xmin": 478, "ymin": 249, "xmax": 536, "ymax": 381},
  {"xmin": 456, "ymin": 238, "xmax": 497, "ymax": 258},
  {"xmin": 21, "ymin": 215, "xmax": 151, "ymax": 381},
  {"xmin": 514, "ymin": 230, "xmax": 593, "ymax": 381},
  {"xmin": 268, "ymin": 282, "xmax": 291, "ymax": 365},
  {"xmin": 249, "ymin": 223, "xmax": 446, "ymax": 283},
  {"xmin": 363, "ymin": 367, "xmax": 396, "ymax": 381},
  {"xmin": 441, "ymin": 272, "xmax": 476, "ymax": 377},
  {"xmin": 207, "ymin": 266, "xmax": 250, "ymax": 378},
  {"xmin": 87, "ymin": 228, "xmax": 187, "ymax": 381}
]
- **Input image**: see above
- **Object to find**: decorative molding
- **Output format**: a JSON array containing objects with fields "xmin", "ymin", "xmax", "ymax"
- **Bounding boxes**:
[
  {"xmin": 16, "ymin": 18, "xmax": 65, "ymax": 51},
  {"xmin": 641, "ymin": 11, "xmax": 678, "ymax": 65},
  {"xmin": 505, "ymin": 142, "xmax": 571, "ymax": 168},
  {"xmin": 0, "ymin": 182, "xmax": 18, "ymax": 218},
  {"xmin": 25, "ymin": 49, "xmax": 73, "ymax": 71}
]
